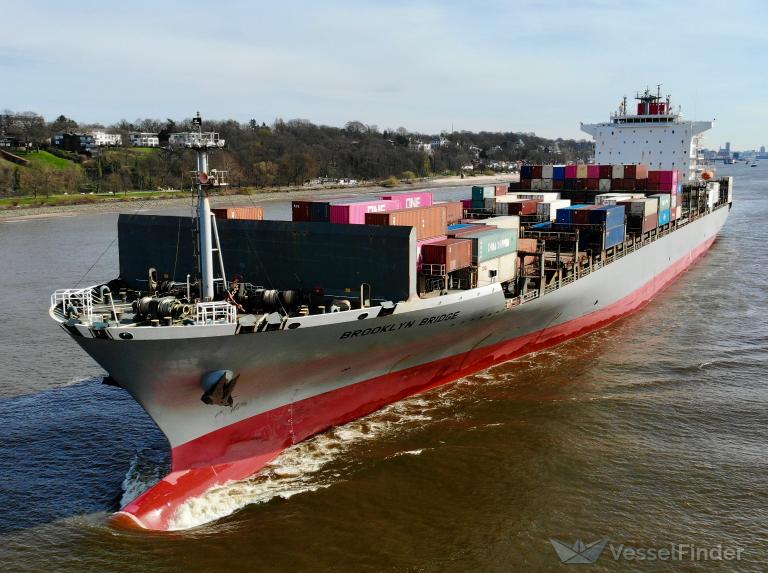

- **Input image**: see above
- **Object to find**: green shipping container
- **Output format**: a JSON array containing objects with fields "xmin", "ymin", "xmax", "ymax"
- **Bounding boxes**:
[
  {"xmin": 462, "ymin": 228, "xmax": 518, "ymax": 263},
  {"xmin": 472, "ymin": 185, "xmax": 496, "ymax": 201}
]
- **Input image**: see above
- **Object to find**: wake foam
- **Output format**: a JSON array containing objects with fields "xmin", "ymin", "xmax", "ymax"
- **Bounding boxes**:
[
  {"xmin": 167, "ymin": 395, "xmax": 437, "ymax": 530},
  {"xmin": 120, "ymin": 450, "xmax": 168, "ymax": 507}
]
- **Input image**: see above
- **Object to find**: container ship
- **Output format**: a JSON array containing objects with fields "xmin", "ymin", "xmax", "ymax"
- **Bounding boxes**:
[{"xmin": 50, "ymin": 89, "xmax": 732, "ymax": 531}]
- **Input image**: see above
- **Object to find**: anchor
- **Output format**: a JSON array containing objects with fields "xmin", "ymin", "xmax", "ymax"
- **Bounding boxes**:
[{"xmin": 200, "ymin": 370, "xmax": 239, "ymax": 407}]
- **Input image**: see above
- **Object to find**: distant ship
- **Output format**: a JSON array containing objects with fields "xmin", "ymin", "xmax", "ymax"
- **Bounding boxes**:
[{"xmin": 50, "ymin": 89, "xmax": 731, "ymax": 531}]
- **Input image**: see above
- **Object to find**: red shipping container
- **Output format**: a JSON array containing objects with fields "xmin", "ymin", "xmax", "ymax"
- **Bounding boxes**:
[
  {"xmin": 623, "ymin": 164, "xmax": 637, "ymax": 179},
  {"xmin": 417, "ymin": 235, "xmax": 447, "ymax": 271},
  {"xmin": 505, "ymin": 199, "xmax": 539, "ymax": 216},
  {"xmin": 495, "ymin": 184, "xmax": 508, "ymax": 196},
  {"xmin": 648, "ymin": 170, "xmax": 661, "ymax": 183},
  {"xmin": 291, "ymin": 201, "xmax": 312, "ymax": 222},
  {"xmin": 586, "ymin": 178, "xmax": 599, "ymax": 191},
  {"xmin": 576, "ymin": 179, "xmax": 588, "ymax": 191},
  {"xmin": 599, "ymin": 165, "xmax": 613, "ymax": 179},
  {"xmin": 532, "ymin": 165, "xmax": 543, "ymax": 178},
  {"xmin": 635, "ymin": 178, "xmax": 647, "ymax": 190},
  {"xmin": 659, "ymin": 170, "xmax": 677, "ymax": 185},
  {"xmin": 519, "ymin": 179, "xmax": 532, "ymax": 190},
  {"xmin": 211, "ymin": 206, "xmax": 263, "ymax": 220},
  {"xmin": 421, "ymin": 238, "xmax": 473, "ymax": 273},
  {"xmin": 635, "ymin": 164, "xmax": 649, "ymax": 179},
  {"xmin": 587, "ymin": 165, "xmax": 600, "ymax": 179},
  {"xmin": 565, "ymin": 165, "xmax": 578, "ymax": 179},
  {"xmin": 621, "ymin": 178, "xmax": 636, "ymax": 191},
  {"xmin": 365, "ymin": 205, "xmax": 447, "ymax": 240},
  {"xmin": 447, "ymin": 224, "xmax": 497, "ymax": 238},
  {"xmin": 647, "ymin": 181, "xmax": 660, "ymax": 192},
  {"xmin": 461, "ymin": 199, "xmax": 473, "ymax": 209},
  {"xmin": 553, "ymin": 179, "xmax": 564, "ymax": 190},
  {"xmin": 437, "ymin": 201, "xmax": 463, "ymax": 225}
]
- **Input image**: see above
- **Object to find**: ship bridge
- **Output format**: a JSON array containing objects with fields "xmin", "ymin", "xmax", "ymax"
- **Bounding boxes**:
[{"xmin": 581, "ymin": 86, "xmax": 712, "ymax": 181}]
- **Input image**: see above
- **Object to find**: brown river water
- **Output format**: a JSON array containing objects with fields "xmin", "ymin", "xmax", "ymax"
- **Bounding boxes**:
[{"xmin": 0, "ymin": 164, "xmax": 765, "ymax": 572}]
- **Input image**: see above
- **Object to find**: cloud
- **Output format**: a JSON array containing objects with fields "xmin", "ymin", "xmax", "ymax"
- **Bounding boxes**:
[{"xmin": 0, "ymin": 0, "xmax": 765, "ymax": 147}]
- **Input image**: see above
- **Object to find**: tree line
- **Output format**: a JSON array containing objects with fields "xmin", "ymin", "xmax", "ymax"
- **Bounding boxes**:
[{"xmin": 0, "ymin": 110, "xmax": 594, "ymax": 197}]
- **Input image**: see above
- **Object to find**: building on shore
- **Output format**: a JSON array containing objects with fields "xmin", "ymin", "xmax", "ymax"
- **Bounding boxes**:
[{"xmin": 129, "ymin": 132, "xmax": 160, "ymax": 147}]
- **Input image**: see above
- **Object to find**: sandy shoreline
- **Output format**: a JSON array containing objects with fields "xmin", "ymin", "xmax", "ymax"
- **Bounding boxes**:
[{"xmin": 0, "ymin": 173, "xmax": 518, "ymax": 222}]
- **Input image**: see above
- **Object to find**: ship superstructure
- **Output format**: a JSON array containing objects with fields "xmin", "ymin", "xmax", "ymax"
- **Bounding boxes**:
[
  {"xmin": 49, "ymin": 94, "xmax": 731, "ymax": 531},
  {"xmin": 581, "ymin": 86, "xmax": 712, "ymax": 181}
]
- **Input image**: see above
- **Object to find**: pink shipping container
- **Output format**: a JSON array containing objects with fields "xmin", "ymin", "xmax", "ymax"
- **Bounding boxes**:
[
  {"xmin": 330, "ymin": 200, "xmax": 397, "ymax": 224},
  {"xmin": 587, "ymin": 165, "xmax": 600, "ymax": 179},
  {"xmin": 565, "ymin": 165, "xmax": 578, "ymax": 179},
  {"xmin": 416, "ymin": 235, "xmax": 447, "ymax": 271},
  {"xmin": 381, "ymin": 192, "xmax": 434, "ymax": 210},
  {"xmin": 495, "ymin": 184, "xmax": 508, "ymax": 196}
]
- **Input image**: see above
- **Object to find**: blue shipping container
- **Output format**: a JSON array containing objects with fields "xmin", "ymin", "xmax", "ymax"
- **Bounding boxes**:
[
  {"xmin": 309, "ymin": 201, "xmax": 331, "ymax": 222},
  {"xmin": 555, "ymin": 204, "xmax": 591, "ymax": 225},
  {"xmin": 658, "ymin": 209, "xmax": 671, "ymax": 225},
  {"xmin": 472, "ymin": 185, "xmax": 496, "ymax": 202},
  {"xmin": 530, "ymin": 221, "xmax": 553, "ymax": 230},
  {"xmin": 448, "ymin": 223, "xmax": 473, "ymax": 231},
  {"xmin": 521, "ymin": 165, "xmax": 534, "ymax": 179},
  {"xmin": 604, "ymin": 225, "xmax": 625, "ymax": 249},
  {"xmin": 588, "ymin": 205, "xmax": 625, "ymax": 228},
  {"xmin": 552, "ymin": 165, "xmax": 566, "ymax": 180},
  {"xmin": 472, "ymin": 199, "xmax": 487, "ymax": 209},
  {"xmin": 578, "ymin": 224, "xmax": 625, "ymax": 250}
]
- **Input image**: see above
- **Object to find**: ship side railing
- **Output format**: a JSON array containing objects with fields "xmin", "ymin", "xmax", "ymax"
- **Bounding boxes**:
[{"xmin": 510, "ymin": 202, "xmax": 727, "ymax": 308}]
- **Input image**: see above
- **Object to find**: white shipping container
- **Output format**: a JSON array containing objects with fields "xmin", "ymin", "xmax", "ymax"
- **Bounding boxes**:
[
  {"xmin": 477, "ymin": 252, "xmax": 517, "ymax": 287},
  {"xmin": 598, "ymin": 178, "xmax": 612, "ymax": 192},
  {"xmin": 497, "ymin": 192, "xmax": 561, "ymax": 202},
  {"xmin": 675, "ymin": 205, "xmax": 682, "ymax": 219},
  {"xmin": 540, "ymin": 178, "xmax": 553, "ymax": 191},
  {"xmin": 595, "ymin": 193, "xmax": 643, "ymax": 205},
  {"xmin": 536, "ymin": 199, "xmax": 572, "ymax": 221},
  {"xmin": 707, "ymin": 188, "xmax": 718, "ymax": 210},
  {"xmin": 484, "ymin": 197, "xmax": 497, "ymax": 210},
  {"xmin": 531, "ymin": 178, "xmax": 543, "ymax": 190},
  {"xmin": 482, "ymin": 215, "xmax": 521, "ymax": 229},
  {"xmin": 612, "ymin": 165, "xmax": 624, "ymax": 178},
  {"xmin": 627, "ymin": 198, "xmax": 657, "ymax": 216},
  {"xmin": 671, "ymin": 193, "xmax": 677, "ymax": 208},
  {"xmin": 541, "ymin": 165, "xmax": 554, "ymax": 179}
]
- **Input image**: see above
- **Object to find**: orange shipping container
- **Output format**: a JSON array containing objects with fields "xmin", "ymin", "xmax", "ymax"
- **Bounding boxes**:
[
  {"xmin": 211, "ymin": 206, "xmax": 264, "ymax": 220},
  {"xmin": 517, "ymin": 238, "xmax": 539, "ymax": 253},
  {"xmin": 365, "ymin": 205, "xmax": 447, "ymax": 240},
  {"xmin": 436, "ymin": 201, "xmax": 463, "ymax": 225}
]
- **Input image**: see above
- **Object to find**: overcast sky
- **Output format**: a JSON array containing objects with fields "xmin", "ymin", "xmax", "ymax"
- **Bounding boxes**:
[{"xmin": 2, "ymin": 0, "xmax": 766, "ymax": 149}]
